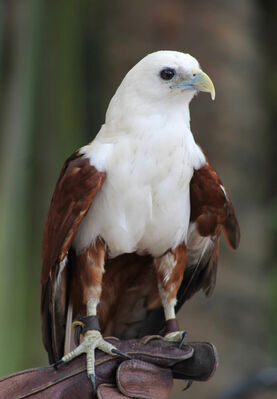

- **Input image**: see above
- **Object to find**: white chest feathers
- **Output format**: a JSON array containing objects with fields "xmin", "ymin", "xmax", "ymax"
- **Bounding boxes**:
[{"xmin": 73, "ymin": 125, "xmax": 205, "ymax": 258}]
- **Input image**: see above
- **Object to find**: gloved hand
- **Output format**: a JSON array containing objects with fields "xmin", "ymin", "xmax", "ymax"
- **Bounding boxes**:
[{"xmin": 0, "ymin": 336, "xmax": 218, "ymax": 399}]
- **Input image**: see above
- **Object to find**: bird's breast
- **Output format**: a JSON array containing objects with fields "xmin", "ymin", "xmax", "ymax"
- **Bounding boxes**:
[{"xmin": 73, "ymin": 129, "xmax": 205, "ymax": 258}]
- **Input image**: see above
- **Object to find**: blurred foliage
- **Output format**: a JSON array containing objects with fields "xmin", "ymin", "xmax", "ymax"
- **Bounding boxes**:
[
  {"xmin": 0, "ymin": 1, "xmax": 276, "ymax": 399},
  {"xmin": 259, "ymin": 0, "xmax": 277, "ymax": 360},
  {"xmin": 0, "ymin": 0, "xmax": 94, "ymax": 374}
]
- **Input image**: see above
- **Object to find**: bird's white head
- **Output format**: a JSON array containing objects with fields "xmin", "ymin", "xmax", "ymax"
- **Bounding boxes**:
[
  {"xmin": 125, "ymin": 51, "xmax": 214, "ymax": 100},
  {"xmin": 105, "ymin": 50, "xmax": 215, "ymax": 127}
]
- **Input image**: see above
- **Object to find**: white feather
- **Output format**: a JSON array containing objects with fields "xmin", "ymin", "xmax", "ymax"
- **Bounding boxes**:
[
  {"xmin": 64, "ymin": 302, "xmax": 74, "ymax": 355},
  {"xmin": 187, "ymin": 222, "xmax": 213, "ymax": 266},
  {"xmin": 57, "ymin": 256, "xmax": 67, "ymax": 287}
]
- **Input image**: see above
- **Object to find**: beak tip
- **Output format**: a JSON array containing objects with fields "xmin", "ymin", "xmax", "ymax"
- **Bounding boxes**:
[{"xmin": 194, "ymin": 69, "xmax": 215, "ymax": 101}]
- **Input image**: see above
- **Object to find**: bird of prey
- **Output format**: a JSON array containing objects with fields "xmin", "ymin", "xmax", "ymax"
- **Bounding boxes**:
[{"xmin": 41, "ymin": 51, "xmax": 240, "ymax": 386}]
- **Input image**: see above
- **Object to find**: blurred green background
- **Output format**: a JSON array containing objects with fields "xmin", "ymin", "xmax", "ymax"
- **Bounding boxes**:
[{"xmin": 0, "ymin": 1, "xmax": 277, "ymax": 398}]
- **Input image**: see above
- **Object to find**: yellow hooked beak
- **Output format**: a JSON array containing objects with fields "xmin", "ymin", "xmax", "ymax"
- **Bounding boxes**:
[
  {"xmin": 192, "ymin": 69, "xmax": 215, "ymax": 100},
  {"xmin": 171, "ymin": 69, "xmax": 215, "ymax": 100}
]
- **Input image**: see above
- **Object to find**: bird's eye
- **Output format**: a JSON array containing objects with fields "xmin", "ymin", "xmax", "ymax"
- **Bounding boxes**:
[{"xmin": 160, "ymin": 68, "xmax": 175, "ymax": 81}]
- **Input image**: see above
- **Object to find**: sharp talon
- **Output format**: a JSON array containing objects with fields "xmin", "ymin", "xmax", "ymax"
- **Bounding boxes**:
[
  {"xmin": 74, "ymin": 325, "xmax": 82, "ymax": 347},
  {"xmin": 53, "ymin": 359, "xmax": 64, "ymax": 369},
  {"xmin": 89, "ymin": 373, "xmax": 97, "ymax": 393},
  {"xmin": 111, "ymin": 348, "xmax": 131, "ymax": 360},
  {"xmin": 178, "ymin": 331, "xmax": 187, "ymax": 348},
  {"xmin": 182, "ymin": 380, "xmax": 193, "ymax": 391}
]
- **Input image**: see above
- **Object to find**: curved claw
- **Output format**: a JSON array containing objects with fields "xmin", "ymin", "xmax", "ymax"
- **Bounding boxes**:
[
  {"xmin": 111, "ymin": 348, "xmax": 131, "ymax": 360},
  {"xmin": 74, "ymin": 325, "xmax": 82, "ymax": 347},
  {"xmin": 182, "ymin": 380, "xmax": 193, "ymax": 391},
  {"xmin": 59, "ymin": 330, "xmax": 130, "ymax": 389},
  {"xmin": 53, "ymin": 359, "xmax": 64, "ymax": 370},
  {"xmin": 89, "ymin": 373, "xmax": 97, "ymax": 393},
  {"xmin": 178, "ymin": 331, "xmax": 188, "ymax": 349}
]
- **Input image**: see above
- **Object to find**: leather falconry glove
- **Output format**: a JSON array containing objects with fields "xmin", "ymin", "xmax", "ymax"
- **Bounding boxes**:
[{"xmin": 0, "ymin": 336, "xmax": 218, "ymax": 399}]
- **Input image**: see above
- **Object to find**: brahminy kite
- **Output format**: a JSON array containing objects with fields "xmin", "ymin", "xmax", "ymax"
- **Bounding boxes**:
[{"xmin": 41, "ymin": 50, "xmax": 240, "ymax": 387}]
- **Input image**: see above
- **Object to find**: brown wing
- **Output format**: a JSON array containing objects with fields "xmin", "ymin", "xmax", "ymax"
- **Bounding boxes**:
[
  {"xmin": 41, "ymin": 151, "xmax": 106, "ymax": 363},
  {"xmin": 176, "ymin": 155, "xmax": 240, "ymax": 309}
]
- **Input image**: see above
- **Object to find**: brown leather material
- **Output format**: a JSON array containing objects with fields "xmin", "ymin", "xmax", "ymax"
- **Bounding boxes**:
[
  {"xmin": 163, "ymin": 318, "xmax": 179, "ymax": 335},
  {"xmin": 0, "ymin": 363, "xmax": 92, "ymax": 399},
  {"xmin": 73, "ymin": 314, "xmax": 100, "ymax": 333},
  {"xmin": 117, "ymin": 359, "xmax": 173, "ymax": 399},
  {"xmin": 97, "ymin": 384, "xmax": 129, "ymax": 398},
  {"xmin": 73, "ymin": 315, "xmax": 100, "ymax": 346},
  {"xmin": 0, "ymin": 337, "xmax": 217, "ymax": 399},
  {"xmin": 172, "ymin": 342, "xmax": 219, "ymax": 381}
]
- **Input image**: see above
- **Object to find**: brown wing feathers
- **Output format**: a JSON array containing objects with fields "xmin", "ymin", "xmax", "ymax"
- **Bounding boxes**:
[
  {"xmin": 41, "ymin": 152, "xmax": 106, "ymax": 285},
  {"xmin": 190, "ymin": 157, "xmax": 240, "ymax": 249},
  {"xmin": 177, "ymin": 157, "xmax": 240, "ymax": 306},
  {"xmin": 223, "ymin": 199, "xmax": 240, "ymax": 250},
  {"xmin": 41, "ymin": 151, "xmax": 106, "ymax": 362}
]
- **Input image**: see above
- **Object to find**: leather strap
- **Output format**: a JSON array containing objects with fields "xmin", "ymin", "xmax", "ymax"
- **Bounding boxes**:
[
  {"xmin": 73, "ymin": 315, "xmax": 100, "ymax": 345},
  {"xmin": 163, "ymin": 318, "xmax": 179, "ymax": 335},
  {"xmin": 73, "ymin": 315, "xmax": 100, "ymax": 332}
]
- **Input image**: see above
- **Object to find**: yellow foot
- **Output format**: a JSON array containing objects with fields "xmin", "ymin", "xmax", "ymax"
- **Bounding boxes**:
[{"xmin": 60, "ymin": 330, "xmax": 130, "ymax": 391}]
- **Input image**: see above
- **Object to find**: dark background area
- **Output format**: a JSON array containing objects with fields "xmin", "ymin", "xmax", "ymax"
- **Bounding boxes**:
[{"xmin": 0, "ymin": 1, "xmax": 277, "ymax": 398}]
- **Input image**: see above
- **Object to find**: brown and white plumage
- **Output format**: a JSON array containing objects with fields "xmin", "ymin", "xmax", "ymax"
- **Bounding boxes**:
[
  {"xmin": 41, "ymin": 152, "xmax": 239, "ymax": 361},
  {"xmin": 41, "ymin": 51, "xmax": 239, "ymax": 375}
]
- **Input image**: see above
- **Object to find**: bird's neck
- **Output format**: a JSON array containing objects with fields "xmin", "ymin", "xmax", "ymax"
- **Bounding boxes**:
[
  {"xmin": 104, "ymin": 93, "xmax": 192, "ymax": 136},
  {"xmin": 90, "ymin": 95, "xmax": 205, "ymax": 173}
]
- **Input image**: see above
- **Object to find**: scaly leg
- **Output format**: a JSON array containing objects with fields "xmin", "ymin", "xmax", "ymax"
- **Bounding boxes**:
[
  {"xmin": 155, "ymin": 243, "xmax": 187, "ymax": 343},
  {"xmin": 58, "ymin": 241, "xmax": 130, "ymax": 391}
]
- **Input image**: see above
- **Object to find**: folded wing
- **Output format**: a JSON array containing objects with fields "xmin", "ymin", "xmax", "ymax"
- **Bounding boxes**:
[
  {"xmin": 176, "ymin": 154, "xmax": 240, "ymax": 309},
  {"xmin": 41, "ymin": 151, "xmax": 106, "ymax": 363}
]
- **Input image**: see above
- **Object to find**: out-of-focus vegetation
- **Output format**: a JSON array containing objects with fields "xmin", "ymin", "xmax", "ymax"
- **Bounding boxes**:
[
  {"xmin": 0, "ymin": 1, "xmax": 276, "ymax": 398},
  {"xmin": 262, "ymin": 0, "xmax": 277, "ymax": 361}
]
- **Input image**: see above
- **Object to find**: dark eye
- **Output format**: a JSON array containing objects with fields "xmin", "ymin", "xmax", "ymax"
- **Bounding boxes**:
[{"xmin": 160, "ymin": 68, "xmax": 175, "ymax": 81}]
